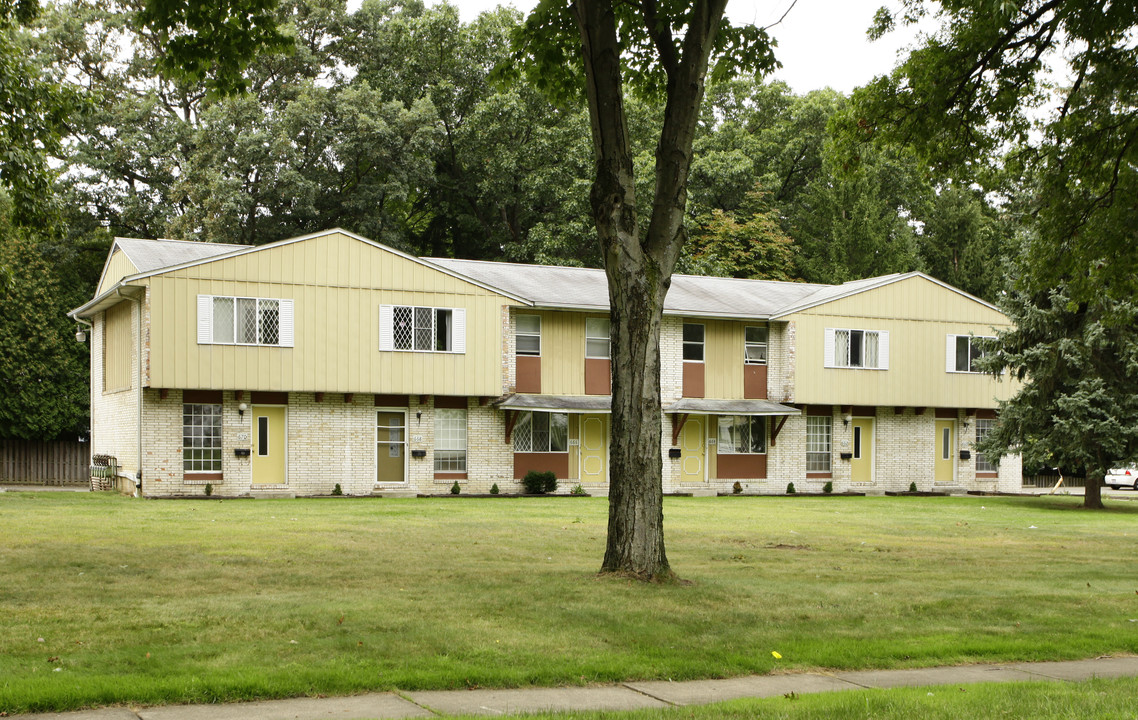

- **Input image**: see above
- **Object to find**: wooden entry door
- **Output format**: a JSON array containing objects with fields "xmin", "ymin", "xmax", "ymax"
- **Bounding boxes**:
[
  {"xmin": 252, "ymin": 406, "xmax": 286, "ymax": 485},
  {"xmin": 935, "ymin": 419, "xmax": 956, "ymax": 484},
  {"xmin": 850, "ymin": 417, "xmax": 874, "ymax": 484},
  {"xmin": 579, "ymin": 414, "xmax": 608, "ymax": 483},
  {"xmin": 680, "ymin": 415, "xmax": 706, "ymax": 483}
]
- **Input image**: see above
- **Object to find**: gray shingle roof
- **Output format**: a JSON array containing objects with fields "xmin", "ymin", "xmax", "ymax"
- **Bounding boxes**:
[
  {"xmin": 114, "ymin": 237, "xmax": 247, "ymax": 275},
  {"xmin": 428, "ymin": 258, "xmax": 837, "ymax": 319}
]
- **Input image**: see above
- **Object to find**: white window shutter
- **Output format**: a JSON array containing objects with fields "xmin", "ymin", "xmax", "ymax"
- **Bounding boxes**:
[
  {"xmin": 452, "ymin": 308, "xmax": 466, "ymax": 353},
  {"xmin": 379, "ymin": 305, "xmax": 394, "ymax": 351},
  {"xmin": 878, "ymin": 331, "xmax": 890, "ymax": 370},
  {"xmin": 279, "ymin": 299, "xmax": 294, "ymax": 347},
  {"xmin": 823, "ymin": 328, "xmax": 836, "ymax": 368},
  {"xmin": 946, "ymin": 335, "xmax": 957, "ymax": 372},
  {"xmin": 198, "ymin": 295, "xmax": 213, "ymax": 344}
]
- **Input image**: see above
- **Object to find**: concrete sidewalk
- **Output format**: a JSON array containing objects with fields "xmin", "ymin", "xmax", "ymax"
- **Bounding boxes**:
[{"xmin": 10, "ymin": 656, "xmax": 1138, "ymax": 720}]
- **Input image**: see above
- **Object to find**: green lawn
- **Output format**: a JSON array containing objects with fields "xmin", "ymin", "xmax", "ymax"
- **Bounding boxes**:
[{"xmin": 1, "ymin": 493, "xmax": 1136, "ymax": 713}]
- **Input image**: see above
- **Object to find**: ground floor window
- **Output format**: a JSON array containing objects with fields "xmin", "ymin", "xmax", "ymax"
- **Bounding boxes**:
[
  {"xmin": 435, "ymin": 408, "xmax": 467, "ymax": 472},
  {"xmin": 513, "ymin": 411, "xmax": 569, "ymax": 452},
  {"xmin": 806, "ymin": 415, "xmax": 832, "ymax": 472},
  {"xmin": 975, "ymin": 418, "xmax": 997, "ymax": 472},
  {"xmin": 717, "ymin": 415, "xmax": 766, "ymax": 454},
  {"xmin": 183, "ymin": 403, "xmax": 222, "ymax": 472}
]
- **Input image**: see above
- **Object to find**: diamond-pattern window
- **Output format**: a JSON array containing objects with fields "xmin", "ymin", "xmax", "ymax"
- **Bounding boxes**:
[
  {"xmin": 209, "ymin": 296, "xmax": 285, "ymax": 346},
  {"xmin": 386, "ymin": 306, "xmax": 458, "ymax": 353},
  {"xmin": 414, "ymin": 307, "xmax": 434, "ymax": 350},
  {"xmin": 236, "ymin": 298, "xmax": 258, "ymax": 343},
  {"xmin": 512, "ymin": 412, "xmax": 568, "ymax": 453},
  {"xmin": 258, "ymin": 299, "xmax": 279, "ymax": 345},
  {"xmin": 393, "ymin": 306, "xmax": 413, "ymax": 349}
]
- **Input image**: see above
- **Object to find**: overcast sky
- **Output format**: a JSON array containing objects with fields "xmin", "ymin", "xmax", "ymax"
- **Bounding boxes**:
[{"xmin": 427, "ymin": 0, "xmax": 926, "ymax": 94}]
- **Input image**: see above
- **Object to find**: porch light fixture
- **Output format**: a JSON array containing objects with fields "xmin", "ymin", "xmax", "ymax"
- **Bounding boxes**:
[
  {"xmin": 842, "ymin": 413, "xmax": 852, "ymax": 426},
  {"xmin": 238, "ymin": 402, "xmax": 247, "ymax": 416},
  {"xmin": 75, "ymin": 326, "xmax": 87, "ymax": 343},
  {"xmin": 416, "ymin": 410, "xmax": 422, "ymax": 424}
]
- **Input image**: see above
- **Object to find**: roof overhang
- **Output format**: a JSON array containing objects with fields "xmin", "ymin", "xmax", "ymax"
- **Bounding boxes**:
[
  {"xmin": 68, "ymin": 282, "xmax": 145, "ymax": 320},
  {"xmin": 496, "ymin": 394, "xmax": 611, "ymax": 413},
  {"xmin": 665, "ymin": 399, "xmax": 800, "ymax": 416}
]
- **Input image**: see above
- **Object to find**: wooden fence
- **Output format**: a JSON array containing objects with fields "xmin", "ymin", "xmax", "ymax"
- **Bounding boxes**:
[
  {"xmin": 1022, "ymin": 474, "xmax": 1086, "ymax": 489},
  {"xmin": 0, "ymin": 440, "xmax": 90, "ymax": 485}
]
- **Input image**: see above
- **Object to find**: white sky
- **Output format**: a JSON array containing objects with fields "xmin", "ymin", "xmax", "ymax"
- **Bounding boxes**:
[{"xmin": 432, "ymin": 0, "xmax": 926, "ymax": 94}]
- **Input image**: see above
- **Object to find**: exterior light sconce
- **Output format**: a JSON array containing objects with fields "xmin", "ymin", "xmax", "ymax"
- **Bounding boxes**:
[
  {"xmin": 238, "ymin": 402, "xmax": 247, "ymax": 416},
  {"xmin": 416, "ymin": 410, "xmax": 423, "ymax": 424},
  {"xmin": 75, "ymin": 326, "xmax": 87, "ymax": 343},
  {"xmin": 842, "ymin": 413, "xmax": 852, "ymax": 426}
]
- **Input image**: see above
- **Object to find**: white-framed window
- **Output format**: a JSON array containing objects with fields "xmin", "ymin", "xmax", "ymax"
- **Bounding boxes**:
[
  {"xmin": 717, "ymin": 415, "xmax": 766, "ymax": 454},
  {"xmin": 947, "ymin": 335, "xmax": 993, "ymax": 373},
  {"xmin": 975, "ymin": 417, "xmax": 998, "ymax": 472},
  {"xmin": 434, "ymin": 408, "xmax": 467, "ymax": 472},
  {"xmin": 183, "ymin": 403, "xmax": 222, "ymax": 472},
  {"xmin": 824, "ymin": 328, "xmax": 889, "ymax": 369},
  {"xmin": 585, "ymin": 318, "xmax": 610, "ymax": 359},
  {"xmin": 516, "ymin": 315, "xmax": 541, "ymax": 356},
  {"xmin": 744, "ymin": 326, "xmax": 768, "ymax": 365},
  {"xmin": 513, "ymin": 411, "xmax": 569, "ymax": 453},
  {"xmin": 806, "ymin": 415, "xmax": 832, "ymax": 472},
  {"xmin": 379, "ymin": 305, "xmax": 466, "ymax": 353},
  {"xmin": 683, "ymin": 323, "xmax": 705, "ymax": 361},
  {"xmin": 197, "ymin": 295, "xmax": 294, "ymax": 347}
]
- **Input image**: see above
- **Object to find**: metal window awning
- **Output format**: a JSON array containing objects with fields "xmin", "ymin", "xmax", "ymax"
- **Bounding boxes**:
[
  {"xmin": 495, "ymin": 394, "xmax": 611, "ymax": 414},
  {"xmin": 664, "ymin": 399, "xmax": 800, "ymax": 416}
]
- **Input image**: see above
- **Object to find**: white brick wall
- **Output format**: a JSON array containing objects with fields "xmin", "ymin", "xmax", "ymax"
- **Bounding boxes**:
[{"xmin": 90, "ymin": 303, "xmax": 141, "ymax": 484}]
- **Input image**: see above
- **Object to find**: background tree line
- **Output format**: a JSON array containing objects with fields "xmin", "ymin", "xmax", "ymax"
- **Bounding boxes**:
[{"xmin": 2, "ymin": 0, "xmax": 1018, "ymax": 441}]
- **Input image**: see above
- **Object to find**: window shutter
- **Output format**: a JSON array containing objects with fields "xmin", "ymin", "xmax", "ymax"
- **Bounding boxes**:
[
  {"xmin": 198, "ymin": 295, "xmax": 213, "ymax": 344},
  {"xmin": 379, "ymin": 305, "xmax": 394, "ymax": 351},
  {"xmin": 946, "ymin": 335, "xmax": 957, "ymax": 372},
  {"xmin": 823, "ymin": 328, "xmax": 836, "ymax": 368},
  {"xmin": 452, "ymin": 308, "xmax": 466, "ymax": 353},
  {"xmin": 278, "ymin": 299, "xmax": 294, "ymax": 347},
  {"xmin": 877, "ymin": 331, "xmax": 890, "ymax": 370}
]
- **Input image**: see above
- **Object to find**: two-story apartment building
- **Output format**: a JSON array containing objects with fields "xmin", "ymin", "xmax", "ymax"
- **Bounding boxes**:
[{"xmin": 70, "ymin": 229, "xmax": 1020, "ymax": 498}]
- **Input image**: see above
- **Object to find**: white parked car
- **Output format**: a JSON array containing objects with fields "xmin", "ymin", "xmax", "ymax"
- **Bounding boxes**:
[{"xmin": 1106, "ymin": 468, "xmax": 1138, "ymax": 490}]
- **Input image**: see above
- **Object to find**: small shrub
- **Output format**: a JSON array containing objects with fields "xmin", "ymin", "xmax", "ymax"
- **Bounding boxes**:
[
  {"xmin": 570, "ymin": 484, "xmax": 587, "ymax": 496},
  {"xmin": 823, "ymin": 481, "xmax": 833, "ymax": 494},
  {"xmin": 490, "ymin": 483, "xmax": 500, "ymax": 495},
  {"xmin": 909, "ymin": 481, "xmax": 918, "ymax": 493},
  {"xmin": 523, "ymin": 470, "xmax": 557, "ymax": 494},
  {"xmin": 732, "ymin": 481, "xmax": 743, "ymax": 494},
  {"xmin": 331, "ymin": 483, "xmax": 343, "ymax": 496},
  {"xmin": 450, "ymin": 481, "xmax": 461, "ymax": 495},
  {"xmin": 204, "ymin": 483, "xmax": 213, "ymax": 497},
  {"xmin": 786, "ymin": 482, "xmax": 796, "ymax": 495}
]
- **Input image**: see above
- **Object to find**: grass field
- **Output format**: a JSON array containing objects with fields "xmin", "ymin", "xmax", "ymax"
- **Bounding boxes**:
[{"xmin": 1, "ymin": 492, "xmax": 1136, "ymax": 713}]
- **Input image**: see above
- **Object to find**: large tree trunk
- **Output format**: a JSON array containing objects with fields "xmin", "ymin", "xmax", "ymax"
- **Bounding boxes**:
[
  {"xmin": 1084, "ymin": 474, "xmax": 1104, "ymax": 509},
  {"xmin": 574, "ymin": 0, "xmax": 726, "ymax": 579}
]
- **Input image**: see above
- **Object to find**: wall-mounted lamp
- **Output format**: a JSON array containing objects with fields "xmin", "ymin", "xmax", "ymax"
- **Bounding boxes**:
[
  {"xmin": 416, "ymin": 410, "xmax": 422, "ymax": 424},
  {"xmin": 238, "ymin": 402, "xmax": 247, "ymax": 416},
  {"xmin": 75, "ymin": 326, "xmax": 87, "ymax": 343},
  {"xmin": 842, "ymin": 413, "xmax": 852, "ymax": 426}
]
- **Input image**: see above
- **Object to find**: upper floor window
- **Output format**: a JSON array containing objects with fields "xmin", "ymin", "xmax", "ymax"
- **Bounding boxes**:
[
  {"xmin": 379, "ymin": 305, "xmax": 466, "ymax": 353},
  {"xmin": 824, "ymin": 328, "xmax": 889, "ymax": 369},
  {"xmin": 198, "ymin": 295, "xmax": 294, "ymax": 347},
  {"xmin": 585, "ymin": 317, "xmax": 610, "ymax": 359},
  {"xmin": 683, "ymin": 323, "xmax": 705, "ymax": 361},
  {"xmin": 516, "ymin": 315, "xmax": 541, "ymax": 356},
  {"xmin": 513, "ymin": 411, "xmax": 569, "ymax": 453},
  {"xmin": 717, "ymin": 415, "xmax": 766, "ymax": 454},
  {"xmin": 744, "ymin": 326, "xmax": 768, "ymax": 365},
  {"xmin": 947, "ymin": 335, "xmax": 993, "ymax": 373}
]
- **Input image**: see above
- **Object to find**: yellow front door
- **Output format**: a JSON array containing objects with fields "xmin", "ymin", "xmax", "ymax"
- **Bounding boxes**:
[
  {"xmin": 850, "ymin": 418, "xmax": 874, "ymax": 484},
  {"xmin": 579, "ymin": 414, "xmax": 608, "ymax": 483},
  {"xmin": 935, "ymin": 419, "xmax": 955, "ymax": 484},
  {"xmin": 251, "ymin": 406, "xmax": 286, "ymax": 485},
  {"xmin": 680, "ymin": 415, "xmax": 706, "ymax": 483}
]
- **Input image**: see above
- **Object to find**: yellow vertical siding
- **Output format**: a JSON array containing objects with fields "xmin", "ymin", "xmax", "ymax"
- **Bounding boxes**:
[
  {"xmin": 97, "ymin": 249, "xmax": 139, "ymax": 295},
  {"xmin": 538, "ymin": 310, "xmax": 588, "ymax": 395},
  {"xmin": 146, "ymin": 232, "xmax": 512, "ymax": 395},
  {"xmin": 102, "ymin": 301, "xmax": 133, "ymax": 392},
  {"xmin": 703, "ymin": 320, "xmax": 744, "ymax": 399},
  {"xmin": 790, "ymin": 276, "xmax": 1015, "ymax": 408}
]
